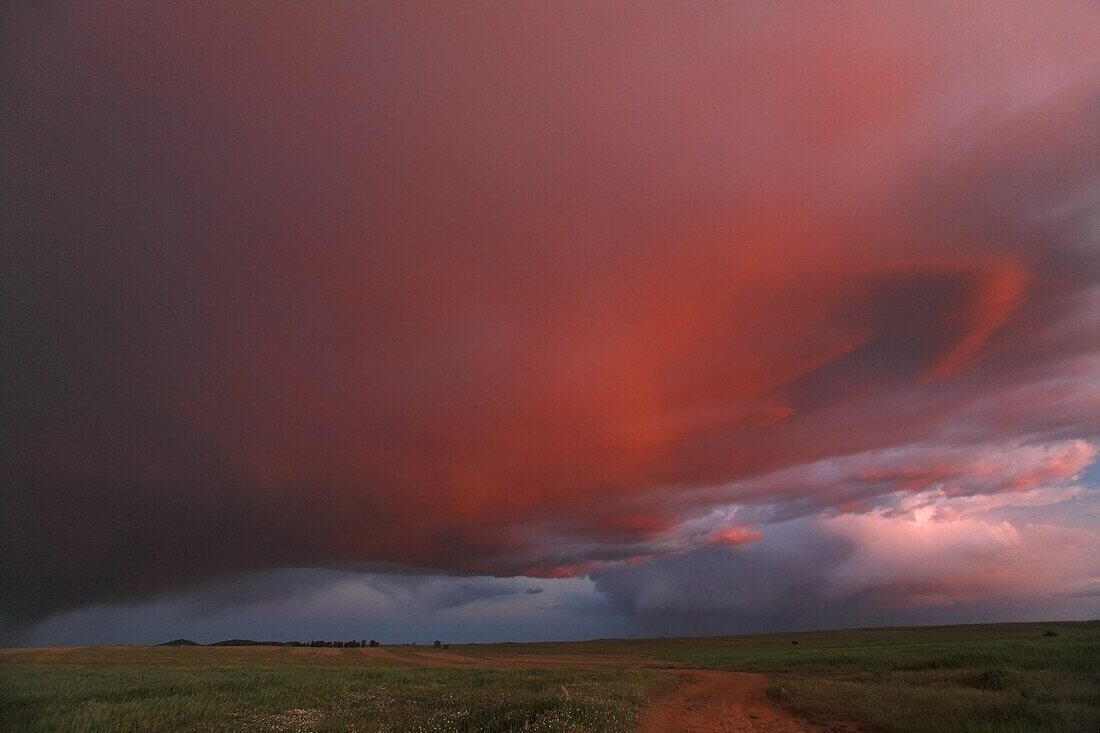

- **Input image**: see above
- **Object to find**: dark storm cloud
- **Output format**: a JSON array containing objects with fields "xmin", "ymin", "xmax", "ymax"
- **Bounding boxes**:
[
  {"xmin": 2, "ymin": 1, "xmax": 1100, "ymax": 633},
  {"xmin": 592, "ymin": 529, "xmax": 856, "ymax": 635},
  {"xmin": 10, "ymin": 570, "xmax": 614, "ymax": 647},
  {"xmin": 364, "ymin": 575, "xmax": 523, "ymax": 611}
]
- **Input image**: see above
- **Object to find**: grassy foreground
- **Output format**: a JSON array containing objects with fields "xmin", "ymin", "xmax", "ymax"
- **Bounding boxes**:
[
  {"xmin": 0, "ymin": 655, "xmax": 657, "ymax": 733},
  {"xmin": 660, "ymin": 622, "xmax": 1100, "ymax": 733},
  {"xmin": 466, "ymin": 621, "xmax": 1100, "ymax": 732},
  {"xmin": 1, "ymin": 621, "xmax": 1098, "ymax": 732}
]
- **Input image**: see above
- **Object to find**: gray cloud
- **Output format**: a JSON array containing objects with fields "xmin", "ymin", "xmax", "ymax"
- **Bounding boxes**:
[{"xmin": 591, "ymin": 525, "xmax": 854, "ymax": 635}]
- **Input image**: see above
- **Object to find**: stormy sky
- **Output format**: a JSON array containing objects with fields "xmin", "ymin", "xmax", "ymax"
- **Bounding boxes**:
[{"xmin": 3, "ymin": 1, "xmax": 1100, "ymax": 645}]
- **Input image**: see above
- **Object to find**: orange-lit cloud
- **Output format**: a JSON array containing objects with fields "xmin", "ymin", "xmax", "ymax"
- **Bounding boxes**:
[
  {"xmin": 707, "ymin": 526, "xmax": 764, "ymax": 547},
  {"xmin": 2, "ymin": 1, "xmax": 1100, "ymax": 628}
]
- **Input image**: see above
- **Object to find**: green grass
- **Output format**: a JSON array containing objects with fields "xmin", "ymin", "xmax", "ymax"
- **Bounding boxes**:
[
  {"xmin": 0, "ymin": 662, "xmax": 658, "ymax": 732},
  {"xmin": 2, "ymin": 622, "xmax": 1097, "ymax": 732},
  {"xmin": 637, "ymin": 621, "xmax": 1100, "ymax": 733}
]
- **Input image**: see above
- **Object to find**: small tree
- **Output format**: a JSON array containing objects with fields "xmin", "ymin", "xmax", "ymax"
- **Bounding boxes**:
[{"xmin": 434, "ymin": 640, "xmax": 442, "ymax": 648}]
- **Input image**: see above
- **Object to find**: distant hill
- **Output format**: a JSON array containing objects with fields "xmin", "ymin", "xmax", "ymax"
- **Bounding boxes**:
[{"xmin": 157, "ymin": 638, "xmax": 199, "ymax": 646}]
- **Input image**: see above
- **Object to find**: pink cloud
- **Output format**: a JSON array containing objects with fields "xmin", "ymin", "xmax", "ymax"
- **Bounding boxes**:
[
  {"xmin": 822, "ymin": 509, "xmax": 1100, "ymax": 609},
  {"xmin": 706, "ymin": 525, "xmax": 764, "ymax": 547}
]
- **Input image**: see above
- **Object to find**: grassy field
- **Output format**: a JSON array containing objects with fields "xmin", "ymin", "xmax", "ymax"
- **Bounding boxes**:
[
  {"xmin": 640, "ymin": 621, "xmax": 1100, "ymax": 733},
  {"xmin": 452, "ymin": 620, "xmax": 1100, "ymax": 732},
  {"xmin": 0, "ymin": 650, "xmax": 658, "ymax": 733},
  {"xmin": 1, "ymin": 621, "xmax": 1097, "ymax": 732}
]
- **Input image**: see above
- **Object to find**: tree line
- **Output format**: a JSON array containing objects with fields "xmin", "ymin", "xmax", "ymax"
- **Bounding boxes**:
[{"xmin": 307, "ymin": 639, "xmax": 380, "ymax": 647}]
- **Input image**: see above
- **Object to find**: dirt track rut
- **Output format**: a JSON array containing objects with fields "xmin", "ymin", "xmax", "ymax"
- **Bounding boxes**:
[{"xmin": 637, "ymin": 670, "xmax": 832, "ymax": 733}]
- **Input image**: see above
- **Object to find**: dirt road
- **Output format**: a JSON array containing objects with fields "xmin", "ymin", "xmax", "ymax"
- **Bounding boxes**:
[
  {"xmin": 637, "ymin": 670, "xmax": 828, "ymax": 733},
  {"xmin": 342, "ymin": 646, "xmax": 845, "ymax": 731}
]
